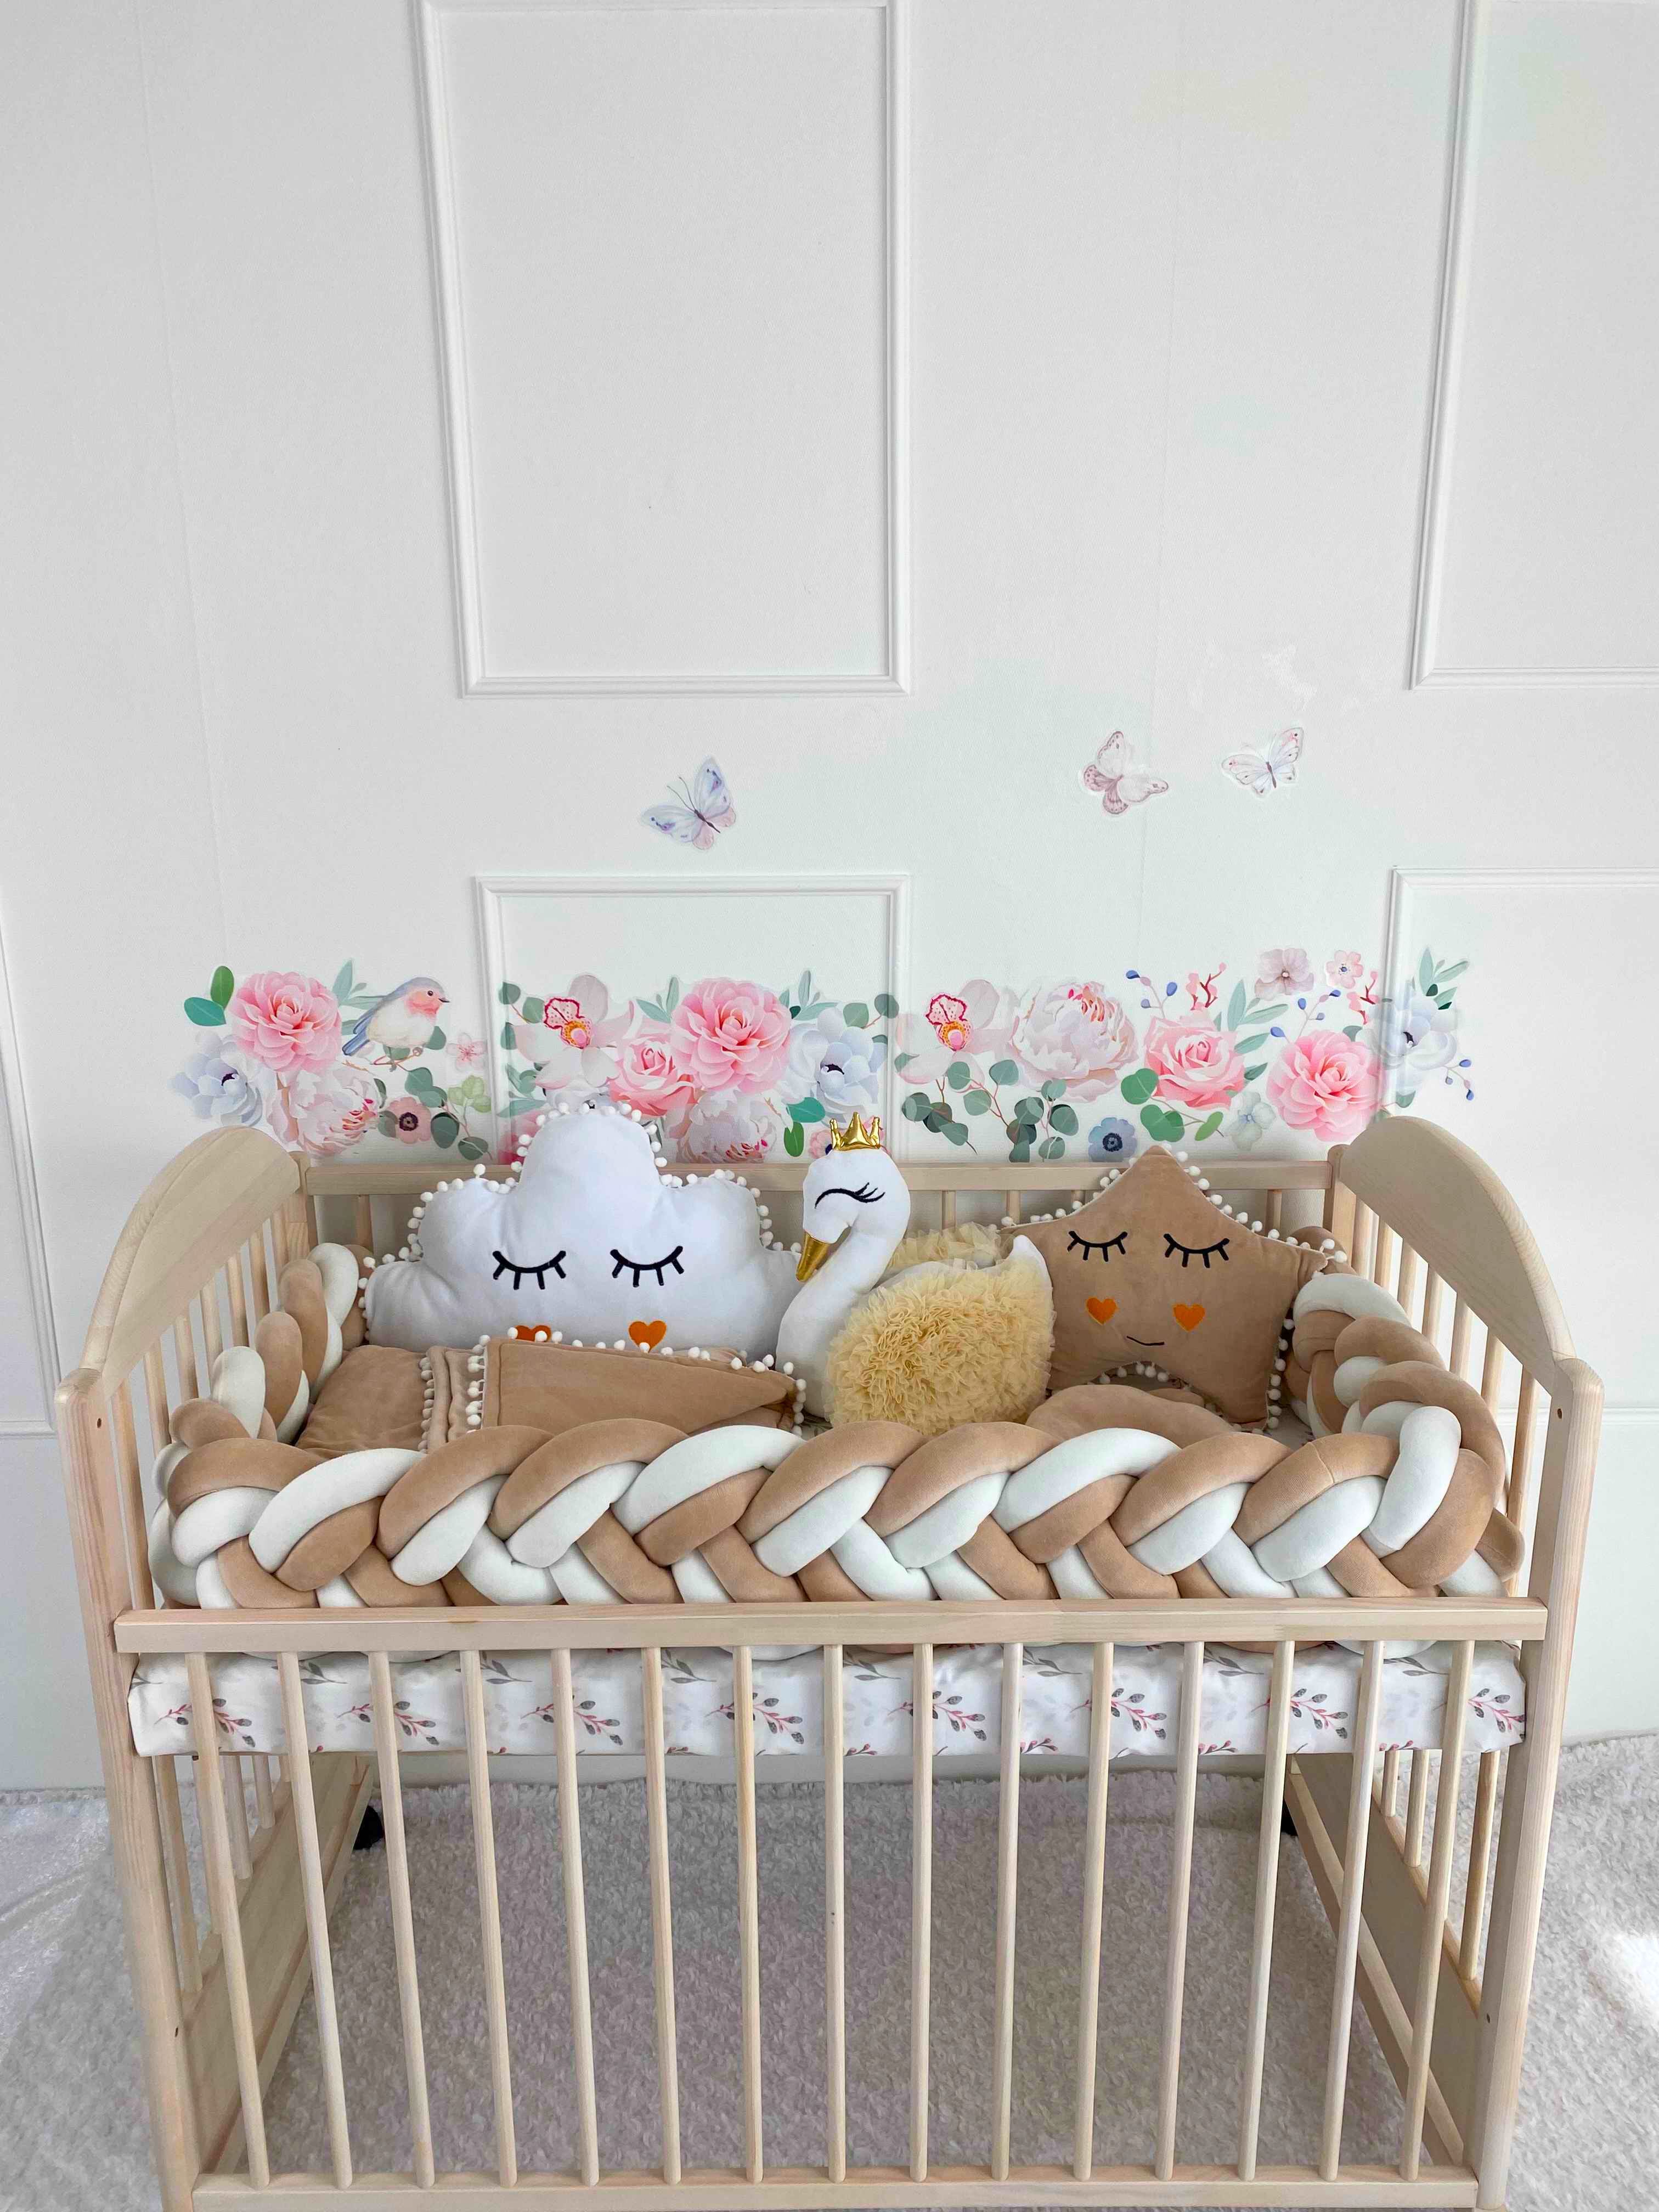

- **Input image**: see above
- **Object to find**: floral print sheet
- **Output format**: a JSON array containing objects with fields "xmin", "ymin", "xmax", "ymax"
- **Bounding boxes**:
[{"xmin": 129, "ymin": 1640, "xmax": 1525, "ymax": 1763}]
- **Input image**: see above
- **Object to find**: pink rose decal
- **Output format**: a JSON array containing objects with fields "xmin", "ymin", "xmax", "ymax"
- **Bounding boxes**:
[
  {"xmin": 1267, "ymin": 1029, "xmax": 1380, "ymax": 1142},
  {"xmin": 228, "ymin": 971, "xmax": 342, "ymax": 1074},
  {"xmin": 668, "ymin": 977, "xmax": 791, "ymax": 1095},
  {"xmin": 1144, "ymin": 1017, "xmax": 1247, "ymax": 1111},
  {"xmin": 607, "ymin": 1031, "xmax": 698, "ymax": 1121}
]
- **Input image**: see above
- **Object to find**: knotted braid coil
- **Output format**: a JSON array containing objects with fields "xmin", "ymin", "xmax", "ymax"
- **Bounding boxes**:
[
  {"xmin": 155, "ymin": 1374, "xmax": 1521, "ymax": 1649},
  {"xmin": 146, "ymin": 1243, "xmax": 370, "ymax": 1607}
]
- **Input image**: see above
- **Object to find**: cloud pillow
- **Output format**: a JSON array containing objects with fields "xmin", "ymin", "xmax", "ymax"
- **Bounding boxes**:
[{"xmin": 364, "ymin": 1108, "xmax": 798, "ymax": 1357}]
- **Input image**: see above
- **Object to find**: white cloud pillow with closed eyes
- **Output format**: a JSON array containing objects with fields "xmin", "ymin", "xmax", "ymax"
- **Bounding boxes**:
[{"xmin": 364, "ymin": 1107, "xmax": 798, "ymax": 1357}]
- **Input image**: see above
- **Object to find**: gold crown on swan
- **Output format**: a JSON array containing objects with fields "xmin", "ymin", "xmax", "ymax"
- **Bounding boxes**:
[{"xmin": 827, "ymin": 1111, "xmax": 884, "ymax": 1152}]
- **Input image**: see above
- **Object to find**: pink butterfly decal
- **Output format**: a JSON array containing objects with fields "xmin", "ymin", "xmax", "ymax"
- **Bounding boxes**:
[
  {"xmin": 642, "ymin": 757, "xmax": 737, "ymax": 850},
  {"xmin": 1081, "ymin": 731, "xmax": 1169, "ymax": 816},
  {"xmin": 1221, "ymin": 726, "xmax": 1303, "ymax": 796}
]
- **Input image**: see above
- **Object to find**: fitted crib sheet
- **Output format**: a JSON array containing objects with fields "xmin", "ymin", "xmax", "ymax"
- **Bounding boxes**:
[{"xmin": 128, "ymin": 1638, "xmax": 1524, "ymax": 1762}]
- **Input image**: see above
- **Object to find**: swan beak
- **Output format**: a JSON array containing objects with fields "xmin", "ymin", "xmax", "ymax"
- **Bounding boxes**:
[{"xmin": 797, "ymin": 1233, "xmax": 836, "ymax": 1282}]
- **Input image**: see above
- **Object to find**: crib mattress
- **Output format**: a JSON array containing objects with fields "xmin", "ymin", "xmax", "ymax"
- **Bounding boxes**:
[{"xmin": 127, "ymin": 1638, "xmax": 1525, "ymax": 1762}]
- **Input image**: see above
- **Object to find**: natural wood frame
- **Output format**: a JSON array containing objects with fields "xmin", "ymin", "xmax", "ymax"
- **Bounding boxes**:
[{"xmin": 57, "ymin": 1119, "xmax": 1601, "ymax": 2210}]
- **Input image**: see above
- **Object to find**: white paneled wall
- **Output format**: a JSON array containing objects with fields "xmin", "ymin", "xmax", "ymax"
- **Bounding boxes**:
[{"xmin": 1, "ymin": 0, "xmax": 1655, "ymax": 1782}]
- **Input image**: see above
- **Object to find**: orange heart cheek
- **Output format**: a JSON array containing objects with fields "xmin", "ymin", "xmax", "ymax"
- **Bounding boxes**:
[
  {"xmin": 1085, "ymin": 1296, "xmax": 1117, "ymax": 1325},
  {"xmin": 629, "ymin": 1319, "xmax": 668, "ymax": 1349},
  {"xmin": 1172, "ymin": 1303, "xmax": 1206, "ymax": 1331}
]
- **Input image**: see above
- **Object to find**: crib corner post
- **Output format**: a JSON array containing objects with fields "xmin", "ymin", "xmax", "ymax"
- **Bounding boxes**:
[{"xmin": 55, "ymin": 1366, "xmax": 201, "ymax": 2210}]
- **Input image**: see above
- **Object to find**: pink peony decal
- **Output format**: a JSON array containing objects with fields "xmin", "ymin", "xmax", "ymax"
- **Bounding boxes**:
[
  {"xmin": 1267, "ymin": 1029, "xmax": 1381, "ymax": 1142},
  {"xmin": 681, "ymin": 1086, "xmax": 782, "ymax": 1161},
  {"xmin": 275, "ymin": 1066, "xmax": 379, "ymax": 1155},
  {"xmin": 668, "ymin": 977, "xmax": 791, "ymax": 1096},
  {"xmin": 1012, "ymin": 982, "xmax": 1137, "ymax": 1098},
  {"xmin": 607, "ymin": 1031, "xmax": 698, "ymax": 1121},
  {"xmin": 228, "ymin": 972, "xmax": 342, "ymax": 1075},
  {"xmin": 1144, "ymin": 1017, "xmax": 1248, "ymax": 1110}
]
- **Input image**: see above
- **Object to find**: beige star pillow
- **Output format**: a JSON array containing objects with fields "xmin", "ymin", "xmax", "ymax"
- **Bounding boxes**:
[{"xmin": 1017, "ymin": 1147, "xmax": 1330, "ymax": 1423}]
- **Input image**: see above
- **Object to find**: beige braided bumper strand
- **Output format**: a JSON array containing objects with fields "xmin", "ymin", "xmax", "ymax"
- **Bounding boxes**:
[{"xmin": 157, "ymin": 1374, "xmax": 1521, "ymax": 1646}]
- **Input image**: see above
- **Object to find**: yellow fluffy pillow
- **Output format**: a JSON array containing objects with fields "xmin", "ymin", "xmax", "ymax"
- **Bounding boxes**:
[{"xmin": 824, "ymin": 1246, "xmax": 1052, "ymax": 1436}]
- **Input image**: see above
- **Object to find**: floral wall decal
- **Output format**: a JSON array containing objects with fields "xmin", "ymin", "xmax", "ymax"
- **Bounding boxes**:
[{"xmin": 174, "ymin": 946, "xmax": 1471, "ymax": 1166}]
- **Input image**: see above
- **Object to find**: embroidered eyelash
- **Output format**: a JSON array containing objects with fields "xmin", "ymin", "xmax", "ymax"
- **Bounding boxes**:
[
  {"xmin": 610, "ymin": 1244, "xmax": 686, "ymax": 1288},
  {"xmin": 819, "ymin": 1182, "xmax": 883, "ymax": 1205},
  {"xmin": 1164, "ymin": 1232, "xmax": 1231, "ymax": 1269},
  {"xmin": 1068, "ymin": 1229, "xmax": 1128, "ymax": 1262},
  {"xmin": 492, "ymin": 1248, "xmax": 567, "ymax": 1288}
]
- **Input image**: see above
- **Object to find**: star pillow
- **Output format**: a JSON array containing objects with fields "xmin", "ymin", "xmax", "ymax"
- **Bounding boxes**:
[
  {"xmin": 364, "ymin": 1107, "xmax": 799, "ymax": 1358},
  {"xmin": 1015, "ymin": 1147, "xmax": 1331, "ymax": 1424}
]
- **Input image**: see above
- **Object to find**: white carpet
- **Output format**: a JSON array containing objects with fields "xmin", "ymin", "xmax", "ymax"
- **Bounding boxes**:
[{"xmin": 2, "ymin": 1739, "xmax": 1656, "ymax": 2209}]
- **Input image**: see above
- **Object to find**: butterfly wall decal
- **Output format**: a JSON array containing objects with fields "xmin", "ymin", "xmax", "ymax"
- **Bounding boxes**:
[
  {"xmin": 1221, "ymin": 726, "xmax": 1303, "ymax": 797},
  {"xmin": 1081, "ymin": 731, "xmax": 1169, "ymax": 816},
  {"xmin": 641, "ymin": 757, "xmax": 737, "ymax": 850}
]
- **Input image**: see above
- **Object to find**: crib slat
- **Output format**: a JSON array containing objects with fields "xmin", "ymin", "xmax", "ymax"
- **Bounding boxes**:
[
  {"xmin": 1265, "ymin": 1189, "xmax": 1283, "ymax": 1235},
  {"xmin": 1003, "ymin": 1190, "xmax": 1022, "ymax": 1225},
  {"xmin": 1402, "ymin": 1641, "xmax": 1473, "ymax": 2178},
  {"xmin": 910, "ymin": 1642, "xmax": 933, "ymax": 2181},
  {"xmin": 1372, "ymin": 1220, "xmax": 1397, "ymax": 1291},
  {"xmin": 1448, "ymin": 1295, "xmax": 1472, "ymax": 1378},
  {"xmin": 938, "ymin": 1190, "xmax": 956, "ymax": 1231},
  {"xmin": 733, "ymin": 1645, "xmax": 764, "ymax": 2183},
  {"xmin": 188, "ymin": 1655, "xmax": 269, "ymax": 2187},
  {"xmin": 1237, "ymin": 1639, "xmax": 1293, "ymax": 2181},
  {"xmin": 173, "ymin": 1312, "xmax": 200, "ymax": 1400},
  {"xmin": 1462, "ymin": 1753, "xmax": 1500, "ymax": 1981},
  {"xmin": 1420, "ymin": 1268, "xmax": 1444, "ymax": 1344},
  {"xmin": 226, "ymin": 1252, "xmax": 250, "ymax": 1347},
  {"xmin": 247, "ymin": 1233, "xmax": 272, "ymax": 1324},
  {"xmin": 354, "ymin": 1195, "xmax": 375, "ymax": 1249},
  {"xmin": 200, "ymin": 1284, "xmax": 224, "ymax": 1371},
  {"xmin": 1072, "ymin": 1640, "xmax": 1113, "ymax": 2181},
  {"xmin": 1404, "ymin": 1750, "xmax": 1430, "ymax": 1871},
  {"xmin": 1507, "ymin": 1372, "xmax": 1540, "ymax": 1539},
  {"xmin": 641, "ymin": 1650, "xmax": 682, "ymax": 2185},
  {"xmin": 1319, "ymin": 1640, "xmax": 1385, "ymax": 2180},
  {"xmin": 990, "ymin": 1640, "xmax": 1022, "ymax": 2182},
  {"xmin": 1381, "ymin": 1747, "xmax": 1401, "ymax": 1822},
  {"xmin": 823, "ymin": 1644, "xmax": 847, "ymax": 2186},
  {"xmin": 369, "ymin": 1652, "xmax": 434, "ymax": 2188},
  {"xmin": 1479, "ymin": 1330, "xmax": 1503, "ymax": 1412},
  {"xmin": 552, "ymin": 1647, "xmax": 601, "ymax": 2187},
  {"xmin": 252, "ymin": 1752, "xmax": 275, "ymax": 1829},
  {"xmin": 142, "ymin": 1340, "xmax": 172, "ymax": 1448},
  {"xmin": 278, "ymin": 1655, "xmax": 352, "ymax": 2188},
  {"xmin": 1395, "ymin": 1243, "xmax": 1420, "ymax": 1316},
  {"xmin": 1350, "ymin": 1199, "xmax": 1375, "ymax": 1278},
  {"xmin": 1155, "ymin": 1640, "xmax": 1204, "ymax": 2181},
  {"xmin": 461, "ymin": 1650, "xmax": 517, "ymax": 2186},
  {"xmin": 225, "ymin": 1757, "xmax": 253, "ymax": 1883},
  {"xmin": 154, "ymin": 1754, "xmax": 202, "ymax": 1996}
]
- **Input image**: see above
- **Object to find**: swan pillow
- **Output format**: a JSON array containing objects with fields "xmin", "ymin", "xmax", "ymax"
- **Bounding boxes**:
[
  {"xmin": 364, "ymin": 1107, "xmax": 797, "ymax": 1357},
  {"xmin": 1015, "ymin": 1146, "xmax": 1331, "ymax": 1424}
]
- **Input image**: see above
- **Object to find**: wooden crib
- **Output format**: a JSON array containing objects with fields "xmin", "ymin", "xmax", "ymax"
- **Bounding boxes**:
[{"xmin": 57, "ymin": 1119, "xmax": 1600, "ymax": 2210}]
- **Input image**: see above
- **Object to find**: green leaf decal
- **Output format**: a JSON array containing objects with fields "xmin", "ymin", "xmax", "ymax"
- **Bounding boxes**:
[
  {"xmin": 842, "ymin": 1002, "xmax": 870, "ymax": 1029},
  {"xmin": 1119, "ymin": 1068, "xmax": 1158, "ymax": 1105},
  {"xmin": 988, "ymin": 1059, "xmax": 1020, "ymax": 1086},
  {"xmin": 894, "ymin": 1051, "xmax": 915, "ymax": 1073},
  {"xmin": 901, "ymin": 1092, "xmax": 931, "ymax": 1122},
  {"xmin": 426, "ymin": 1024, "xmax": 445, "ymax": 1053},
  {"xmin": 376, "ymin": 1110, "xmax": 396, "ymax": 1138},
  {"xmin": 431, "ymin": 1113, "xmax": 460, "ymax": 1149},
  {"xmin": 1418, "ymin": 949, "xmax": 1435, "ymax": 993},
  {"xmin": 1040, "ymin": 1077, "xmax": 1066, "ymax": 1101},
  {"xmin": 210, "ymin": 966, "xmax": 235, "ymax": 1009},
  {"xmin": 332, "ymin": 962, "xmax": 353, "ymax": 1003},
  {"xmin": 783, "ymin": 1121, "xmax": 805, "ymax": 1157},
  {"xmin": 788, "ymin": 1097, "xmax": 826, "ymax": 1124},
  {"xmin": 1014, "ymin": 1096, "xmax": 1045, "ymax": 1123},
  {"xmin": 946, "ymin": 1060, "xmax": 972, "ymax": 1090},
  {"xmin": 1232, "ymin": 1033, "xmax": 1269, "ymax": 1056},
  {"xmin": 1048, "ymin": 1102, "xmax": 1079, "ymax": 1135},
  {"xmin": 1242, "ymin": 1063, "xmax": 1268, "ymax": 1082},
  {"xmin": 500, "ymin": 1022, "xmax": 516, "ymax": 1051},
  {"xmin": 405, "ymin": 1065, "xmax": 436, "ymax": 1094},
  {"xmin": 498, "ymin": 982, "xmax": 521, "ymax": 1006},
  {"xmin": 1194, "ymin": 1110, "xmax": 1223, "ymax": 1142},
  {"xmin": 963, "ymin": 1088, "xmax": 992, "ymax": 1115},
  {"xmin": 1226, "ymin": 980, "xmax": 1247, "ymax": 1031},
  {"xmin": 456, "ymin": 1137, "xmax": 488, "ymax": 1162},
  {"xmin": 1009, "ymin": 1139, "xmax": 1032, "ymax": 1164},
  {"xmin": 1037, "ymin": 1135, "xmax": 1065, "ymax": 1161},
  {"xmin": 521, "ymin": 996, "xmax": 545, "ymax": 1025},
  {"xmin": 184, "ymin": 997, "xmax": 225, "ymax": 1027},
  {"xmin": 874, "ymin": 992, "xmax": 899, "ymax": 1018},
  {"xmin": 664, "ymin": 975, "xmax": 680, "ymax": 1013},
  {"xmin": 940, "ymin": 1120, "xmax": 969, "ymax": 1146},
  {"xmin": 1139, "ymin": 1103, "xmax": 1184, "ymax": 1142}
]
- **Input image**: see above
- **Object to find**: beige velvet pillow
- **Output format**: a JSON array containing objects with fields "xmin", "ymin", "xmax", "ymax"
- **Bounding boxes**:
[
  {"xmin": 1017, "ymin": 1148, "xmax": 1328, "ymax": 1423},
  {"xmin": 476, "ymin": 1334, "xmax": 799, "ymax": 1436}
]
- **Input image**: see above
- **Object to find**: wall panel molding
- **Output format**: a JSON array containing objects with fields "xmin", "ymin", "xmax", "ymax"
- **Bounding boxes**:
[
  {"xmin": 416, "ymin": 0, "xmax": 910, "ymax": 696},
  {"xmin": 1409, "ymin": 0, "xmax": 1659, "ymax": 689},
  {"xmin": 0, "ymin": 920, "xmax": 59, "ymax": 1436}
]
